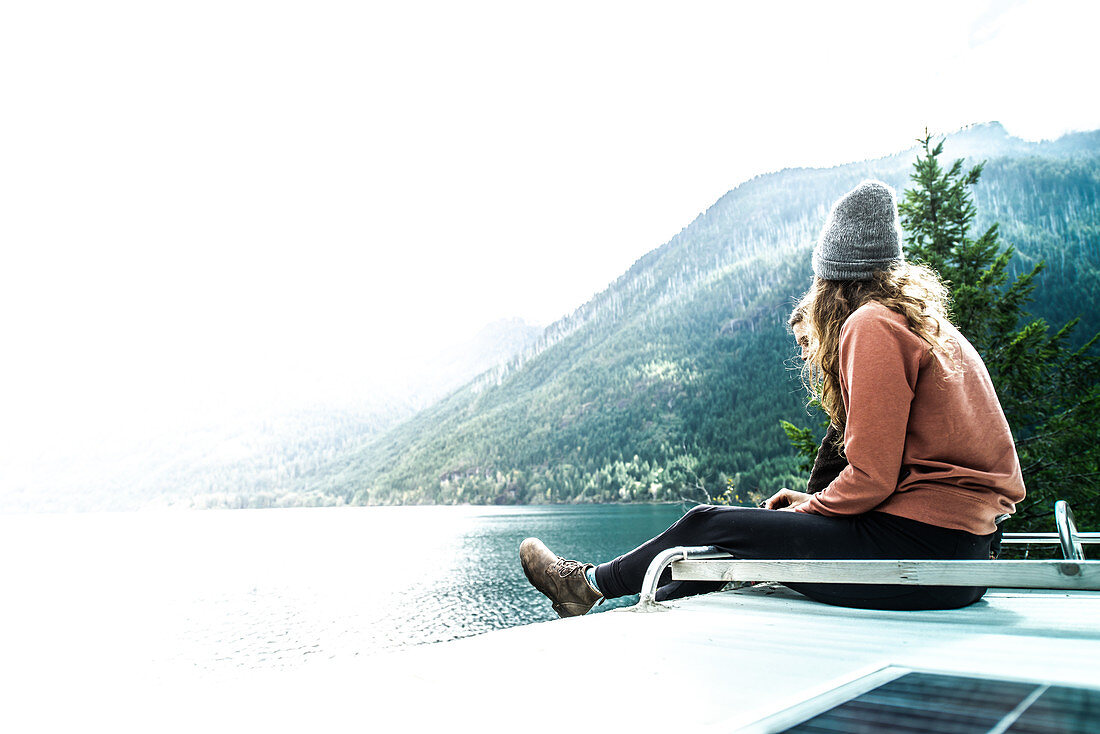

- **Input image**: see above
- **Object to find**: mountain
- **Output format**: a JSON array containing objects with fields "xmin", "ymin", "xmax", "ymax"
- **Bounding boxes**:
[{"xmin": 297, "ymin": 123, "xmax": 1100, "ymax": 509}]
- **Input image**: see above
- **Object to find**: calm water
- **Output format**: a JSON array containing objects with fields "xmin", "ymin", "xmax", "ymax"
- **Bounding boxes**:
[{"xmin": 0, "ymin": 504, "xmax": 684, "ymax": 673}]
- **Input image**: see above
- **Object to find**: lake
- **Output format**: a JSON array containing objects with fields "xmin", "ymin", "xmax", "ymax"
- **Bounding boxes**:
[{"xmin": 0, "ymin": 504, "xmax": 686, "ymax": 675}]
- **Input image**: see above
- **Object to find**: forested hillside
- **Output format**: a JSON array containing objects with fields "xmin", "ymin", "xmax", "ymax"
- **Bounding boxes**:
[{"xmin": 297, "ymin": 123, "xmax": 1099, "ymax": 510}]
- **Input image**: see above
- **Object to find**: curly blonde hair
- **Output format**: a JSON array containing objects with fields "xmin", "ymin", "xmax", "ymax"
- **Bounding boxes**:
[{"xmin": 799, "ymin": 262, "xmax": 956, "ymax": 434}]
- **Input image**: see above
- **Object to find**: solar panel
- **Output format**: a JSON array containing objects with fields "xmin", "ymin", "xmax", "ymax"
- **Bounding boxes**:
[
  {"xmin": 1010, "ymin": 684, "xmax": 1100, "ymax": 734},
  {"xmin": 780, "ymin": 671, "xmax": 1100, "ymax": 734}
]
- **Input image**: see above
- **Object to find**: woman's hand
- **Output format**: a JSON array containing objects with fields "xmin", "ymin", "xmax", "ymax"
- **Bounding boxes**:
[{"xmin": 762, "ymin": 488, "xmax": 812, "ymax": 511}]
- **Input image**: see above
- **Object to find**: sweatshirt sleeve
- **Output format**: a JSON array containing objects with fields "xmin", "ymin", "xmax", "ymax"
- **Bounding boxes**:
[{"xmin": 798, "ymin": 305, "xmax": 924, "ymax": 516}]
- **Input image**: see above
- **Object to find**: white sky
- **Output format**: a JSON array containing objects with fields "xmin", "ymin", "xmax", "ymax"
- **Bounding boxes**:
[{"xmin": 2, "ymin": 0, "xmax": 1099, "ymax": 453}]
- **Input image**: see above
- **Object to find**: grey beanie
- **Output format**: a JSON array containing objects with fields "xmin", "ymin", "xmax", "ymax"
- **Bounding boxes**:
[{"xmin": 812, "ymin": 180, "xmax": 903, "ymax": 280}]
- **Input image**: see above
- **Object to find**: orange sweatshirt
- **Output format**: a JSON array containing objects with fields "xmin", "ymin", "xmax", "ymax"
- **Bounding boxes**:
[{"xmin": 798, "ymin": 302, "xmax": 1025, "ymax": 535}]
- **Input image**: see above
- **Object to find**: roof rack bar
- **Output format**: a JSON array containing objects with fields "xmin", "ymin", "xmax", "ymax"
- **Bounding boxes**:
[
  {"xmin": 668, "ymin": 558, "xmax": 1100, "ymax": 590},
  {"xmin": 1001, "ymin": 533, "xmax": 1100, "ymax": 544},
  {"xmin": 636, "ymin": 545, "xmax": 725, "ymax": 610},
  {"xmin": 633, "ymin": 502, "xmax": 1095, "ymax": 609}
]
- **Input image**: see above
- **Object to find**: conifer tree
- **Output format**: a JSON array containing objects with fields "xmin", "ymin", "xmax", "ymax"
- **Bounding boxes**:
[
  {"xmin": 778, "ymin": 419, "xmax": 817, "ymax": 474},
  {"xmin": 900, "ymin": 132, "xmax": 1100, "ymax": 530},
  {"xmin": 900, "ymin": 133, "xmax": 1043, "ymax": 385}
]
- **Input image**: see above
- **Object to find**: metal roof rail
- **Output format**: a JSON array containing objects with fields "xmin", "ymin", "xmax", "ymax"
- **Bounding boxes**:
[
  {"xmin": 1000, "ymin": 501, "xmax": 1098, "ymax": 560},
  {"xmin": 636, "ymin": 545, "xmax": 727, "ymax": 611},
  {"xmin": 635, "ymin": 501, "xmax": 1098, "ymax": 610}
]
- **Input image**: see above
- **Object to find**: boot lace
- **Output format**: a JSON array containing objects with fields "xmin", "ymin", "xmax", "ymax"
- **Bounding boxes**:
[{"xmin": 552, "ymin": 557, "xmax": 585, "ymax": 578}]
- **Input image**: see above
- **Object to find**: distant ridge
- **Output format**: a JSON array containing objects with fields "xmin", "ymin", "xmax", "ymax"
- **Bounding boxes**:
[{"xmin": 307, "ymin": 123, "xmax": 1098, "ymax": 509}]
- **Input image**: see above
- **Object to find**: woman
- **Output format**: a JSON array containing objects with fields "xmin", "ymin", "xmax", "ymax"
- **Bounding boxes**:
[
  {"xmin": 519, "ymin": 180, "xmax": 1026, "ymax": 615},
  {"xmin": 788, "ymin": 301, "xmax": 847, "ymax": 495}
]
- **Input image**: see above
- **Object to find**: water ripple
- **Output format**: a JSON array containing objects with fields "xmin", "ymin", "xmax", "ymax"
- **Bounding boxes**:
[{"xmin": 0, "ymin": 504, "xmax": 682, "ymax": 672}]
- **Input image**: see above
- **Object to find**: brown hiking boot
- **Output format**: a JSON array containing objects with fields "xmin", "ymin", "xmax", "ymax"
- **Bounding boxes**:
[{"xmin": 519, "ymin": 537, "xmax": 604, "ymax": 618}]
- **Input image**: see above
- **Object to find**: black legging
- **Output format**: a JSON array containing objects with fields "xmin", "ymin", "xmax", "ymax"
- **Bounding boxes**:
[{"xmin": 593, "ymin": 505, "xmax": 996, "ymax": 611}]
